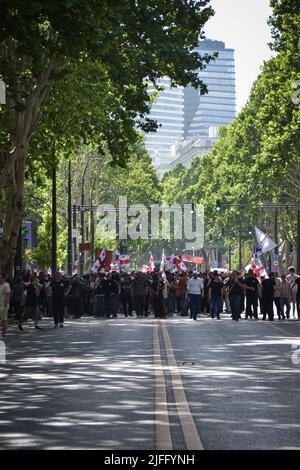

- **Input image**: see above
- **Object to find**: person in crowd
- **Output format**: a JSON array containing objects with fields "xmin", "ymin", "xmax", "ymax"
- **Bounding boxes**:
[
  {"xmin": 176, "ymin": 272, "xmax": 188, "ymax": 316},
  {"xmin": 244, "ymin": 269, "xmax": 260, "ymax": 319},
  {"xmin": 203, "ymin": 271, "xmax": 212, "ymax": 315},
  {"xmin": 225, "ymin": 271, "xmax": 244, "ymax": 321},
  {"xmin": 287, "ymin": 266, "xmax": 298, "ymax": 318},
  {"xmin": 208, "ymin": 271, "xmax": 224, "ymax": 320},
  {"xmin": 11, "ymin": 277, "xmax": 25, "ymax": 331},
  {"xmin": 162, "ymin": 274, "xmax": 170, "ymax": 317},
  {"xmin": 89, "ymin": 274, "xmax": 97, "ymax": 316},
  {"xmin": 131, "ymin": 272, "xmax": 147, "ymax": 318},
  {"xmin": 49, "ymin": 272, "xmax": 69, "ymax": 327},
  {"xmin": 187, "ymin": 271, "xmax": 204, "ymax": 321},
  {"xmin": 280, "ymin": 273, "xmax": 291, "ymax": 320},
  {"xmin": 259, "ymin": 275, "xmax": 266, "ymax": 319},
  {"xmin": 150, "ymin": 271, "xmax": 165, "ymax": 319},
  {"xmin": 261, "ymin": 272, "xmax": 276, "ymax": 321},
  {"xmin": 103, "ymin": 272, "xmax": 119, "ymax": 319},
  {"xmin": 24, "ymin": 276, "xmax": 43, "ymax": 329},
  {"xmin": 273, "ymin": 272, "xmax": 282, "ymax": 320},
  {"xmin": 65, "ymin": 275, "xmax": 83, "ymax": 318},
  {"xmin": 167, "ymin": 273, "xmax": 176, "ymax": 316},
  {"xmin": 95, "ymin": 273, "xmax": 106, "ymax": 317},
  {"xmin": 291, "ymin": 274, "xmax": 300, "ymax": 320},
  {"xmin": 120, "ymin": 274, "xmax": 133, "ymax": 317},
  {"xmin": 0, "ymin": 273, "xmax": 11, "ymax": 339}
]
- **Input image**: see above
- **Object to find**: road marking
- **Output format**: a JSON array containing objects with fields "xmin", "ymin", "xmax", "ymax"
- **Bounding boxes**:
[
  {"xmin": 152, "ymin": 320, "xmax": 172, "ymax": 450},
  {"xmin": 264, "ymin": 321, "xmax": 300, "ymax": 339},
  {"xmin": 160, "ymin": 320, "xmax": 204, "ymax": 450}
]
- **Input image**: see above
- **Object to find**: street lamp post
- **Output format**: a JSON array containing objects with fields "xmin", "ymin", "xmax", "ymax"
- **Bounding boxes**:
[
  {"xmin": 297, "ymin": 209, "xmax": 300, "ymax": 274},
  {"xmin": 67, "ymin": 161, "xmax": 72, "ymax": 277},
  {"xmin": 80, "ymin": 156, "xmax": 102, "ymax": 275},
  {"xmin": 239, "ymin": 222, "xmax": 242, "ymax": 271},
  {"xmin": 51, "ymin": 164, "xmax": 57, "ymax": 274}
]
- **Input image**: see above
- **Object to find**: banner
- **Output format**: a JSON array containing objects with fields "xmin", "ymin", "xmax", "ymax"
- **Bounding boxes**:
[
  {"xmin": 93, "ymin": 249, "xmax": 113, "ymax": 272},
  {"xmin": 254, "ymin": 226, "xmax": 278, "ymax": 255},
  {"xmin": 182, "ymin": 255, "xmax": 204, "ymax": 265}
]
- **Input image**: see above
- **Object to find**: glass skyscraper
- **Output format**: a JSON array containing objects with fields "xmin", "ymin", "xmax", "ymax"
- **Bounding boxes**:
[
  {"xmin": 184, "ymin": 40, "xmax": 236, "ymax": 140},
  {"xmin": 144, "ymin": 78, "xmax": 184, "ymax": 175},
  {"xmin": 144, "ymin": 39, "xmax": 236, "ymax": 175}
]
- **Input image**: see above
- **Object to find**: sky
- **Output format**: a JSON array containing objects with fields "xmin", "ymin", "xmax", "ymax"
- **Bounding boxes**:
[{"xmin": 204, "ymin": 0, "xmax": 274, "ymax": 112}]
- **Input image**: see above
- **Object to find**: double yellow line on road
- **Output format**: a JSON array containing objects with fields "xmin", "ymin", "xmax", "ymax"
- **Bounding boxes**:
[{"xmin": 153, "ymin": 320, "xmax": 203, "ymax": 450}]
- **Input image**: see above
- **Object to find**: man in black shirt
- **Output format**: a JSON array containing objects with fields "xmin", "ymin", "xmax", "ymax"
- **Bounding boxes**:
[
  {"xmin": 121, "ymin": 274, "xmax": 133, "ymax": 317},
  {"xmin": 292, "ymin": 276, "xmax": 300, "ymax": 320},
  {"xmin": 244, "ymin": 270, "xmax": 260, "ymax": 319},
  {"xmin": 103, "ymin": 273, "xmax": 120, "ymax": 318},
  {"xmin": 226, "ymin": 271, "xmax": 244, "ymax": 321},
  {"xmin": 95, "ymin": 274, "xmax": 106, "ymax": 317},
  {"xmin": 208, "ymin": 271, "xmax": 224, "ymax": 320},
  {"xmin": 49, "ymin": 273, "xmax": 68, "ymax": 327},
  {"xmin": 261, "ymin": 272, "xmax": 276, "ymax": 321}
]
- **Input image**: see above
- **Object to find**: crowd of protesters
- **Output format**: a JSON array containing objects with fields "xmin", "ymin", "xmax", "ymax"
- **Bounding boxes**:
[{"xmin": 0, "ymin": 266, "xmax": 300, "ymax": 338}]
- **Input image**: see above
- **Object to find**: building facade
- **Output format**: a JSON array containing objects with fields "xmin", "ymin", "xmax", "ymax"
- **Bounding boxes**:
[
  {"xmin": 144, "ymin": 39, "xmax": 236, "ymax": 174},
  {"xmin": 143, "ymin": 78, "xmax": 184, "ymax": 176}
]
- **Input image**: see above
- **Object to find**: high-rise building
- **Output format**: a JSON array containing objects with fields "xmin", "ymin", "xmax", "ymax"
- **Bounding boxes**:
[
  {"xmin": 144, "ymin": 78, "xmax": 184, "ymax": 176},
  {"xmin": 144, "ymin": 39, "xmax": 236, "ymax": 175},
  {"xmin": 184, "ymin": 39, "xmax": 236, "ymax": 140}
]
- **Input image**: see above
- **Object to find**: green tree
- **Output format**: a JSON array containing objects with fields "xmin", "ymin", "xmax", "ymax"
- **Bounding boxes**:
[{"xmin": 0, "ymin": 0, "xmax": 214, "ymax": 274}]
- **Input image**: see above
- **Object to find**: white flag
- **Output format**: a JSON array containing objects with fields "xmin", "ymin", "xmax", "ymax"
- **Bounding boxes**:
[{"xmin": 254, "ymin": 226, "xmax": 278, "ymax": 254}]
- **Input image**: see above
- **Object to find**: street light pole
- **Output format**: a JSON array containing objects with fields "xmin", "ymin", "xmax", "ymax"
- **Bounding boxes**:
[
  {"xmin": 67, "ymin": 161, "xmax": 72, "ymax": 277},
  {"xmin": 297, "ymin": 209, "xmax": 300, "ymax": 274},
  {"xmin": 51, "ymin": 164, "xmax": 57, "ymax": 274},
  {"xmin": 239, "ymin": 222, "xmax": 242, "ymax": 271},
  {"xmin": 274, "ymin": 208, "xmax": 279, "ymax": 274},
  {"xmin": 80, "ymin": 156, "xmax": 102, "ymax": 275},
  {"xmin": 73, "ymin": 204, "xmax": 77, "ymax": 273}
]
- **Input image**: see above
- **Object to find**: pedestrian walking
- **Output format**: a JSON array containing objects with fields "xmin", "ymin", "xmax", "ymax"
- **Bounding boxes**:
[
  {"xmin": 261, "ymin": 272, "xmax": 276, "ymax": 321},
  {"xmin": 187, "ymin": 272, "xmax": 204, "ymax": 320},
  {"xmin": 208, "ymin": 271, "xmax": 224, "ymax": 320},
  {"xmin": 0, "ymin": 274, "xmax": 11, "ymax": 339},
  {"xmin": 279, "ymin": 273, "xmax": 291, "ymax": 320},
  {"xmin": 226, "ymin": 271, "xmax": 244, "ymax": 321},
  {"xmin": 11, "ymin": 277, "xmax": 24, "ymax": 331},
  {"xmin": 244, "ymin": 269, "xmax": 260, "ymax": 319},
  {"xmin": 131, "ymin": 272, "xmax": 147, "ymax": 318},
  {"xmin": 49, "ymin": 273, "xmax": 68, "ymax": 327}
]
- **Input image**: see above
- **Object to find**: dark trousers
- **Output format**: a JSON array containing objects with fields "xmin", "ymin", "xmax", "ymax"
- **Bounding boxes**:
[
  {"xmin": 211, "ymin": 296, "xmax": 222, "ymax": 318},
  {"xmin": 262, "ymin": 297, "xmax": 274, "ymax": 320},
  {"xmin": 153, "ymin": 295, "xmax": 164, "ymax": 318},
  {"xmin": 96, "ymin": 295, "xmax": 105, "ymax": 317},
  {"xmin": 70, "ymin": 296, "xmax": 82, "ymax": 318},
  {"xmin": 246, "ymin": 296, "xmax": 258, "ymax": 318},
  {"xmin": 280, "ymin": 297, "xmax": 290, "ymax": 319},
  {"xmin": 229, "ymin": 294, "xmax": 242, "ymax": 320},
  {"xmin": 178, "ymin": 294, "xmax": 187, "ymax": 316},
  {"xmin": 105, "ymin": 294, "xmax": 118, "ymax": 318},
  {"xmin": 122, "ymin": 294, "xmax": 133, "ymax": 316},
  {"xmin": 52, "ymin": 300, "xmax": 64, "ymax": 324},
  {"xmin": 134, "ymin": 295, "xmax": 146, "ymax": 317},
  {"xmin": 189, "ymin": 294, "xmax": 201, "ymax": 319},
  {"xmin": 13, "ymin": 300, "xmax": 23, "ymax": 321},
  {"xmin": 274, "ymin": 297, "xmax": 281, "ymax": 318}
]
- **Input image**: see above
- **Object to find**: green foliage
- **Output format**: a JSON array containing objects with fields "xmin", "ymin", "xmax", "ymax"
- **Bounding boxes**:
[
  {"xmin": 162, "ymin": 1, "xmax": 300, "ymax": 268},
  {"xmin": 30, "ymin": 207, "xmax": 67, "ymax": 268}
]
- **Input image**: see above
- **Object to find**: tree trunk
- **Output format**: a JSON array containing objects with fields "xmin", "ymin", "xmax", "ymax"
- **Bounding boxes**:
[{"xmin": 0, "ymin": 144, "xmax": 27, "ymax": 274}]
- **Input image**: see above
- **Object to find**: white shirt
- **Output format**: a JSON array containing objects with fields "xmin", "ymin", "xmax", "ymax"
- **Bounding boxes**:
[
  {"xmin": 0, "ymin": 282, "xmax": 11, "ymax": 307},
  {"xmin": 187, "ymin": 277, "xmax": 204, "ymax": 295}
]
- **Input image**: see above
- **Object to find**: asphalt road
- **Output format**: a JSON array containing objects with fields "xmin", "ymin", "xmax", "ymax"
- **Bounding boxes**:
[{"xmin": 0, "ymin": 314, "xmax": 300, "ymax": 450}]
